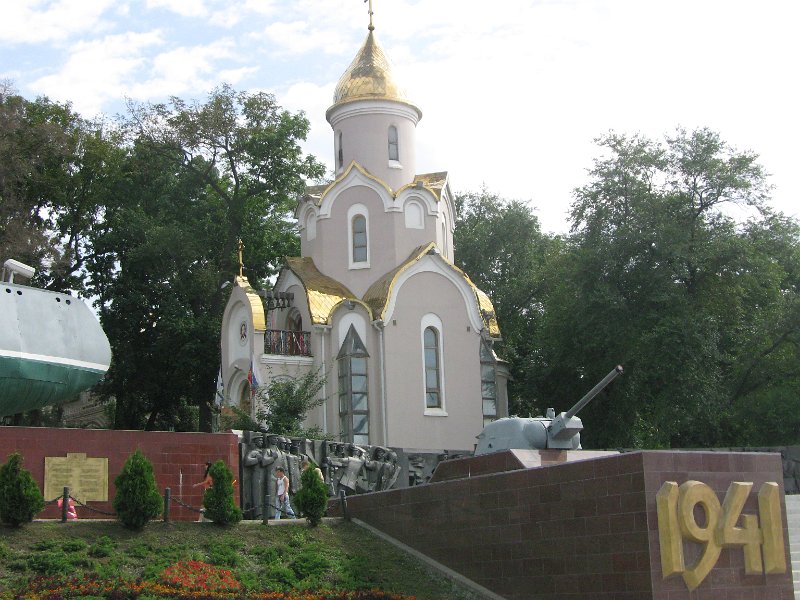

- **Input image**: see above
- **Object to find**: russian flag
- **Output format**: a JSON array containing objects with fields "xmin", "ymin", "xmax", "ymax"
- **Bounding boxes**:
[{"xmin": 248, "ymin": 361, "xmax": 259, "ymax": 398}]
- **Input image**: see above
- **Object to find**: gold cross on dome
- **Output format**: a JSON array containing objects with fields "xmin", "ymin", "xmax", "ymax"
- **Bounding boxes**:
[
  {"xmin": 237, "ymin": 238, "xmax": 245, "ymax": 277},
  {"xmin": 364, "ymin": 0, "xmax": 374, "ymax": 31}
]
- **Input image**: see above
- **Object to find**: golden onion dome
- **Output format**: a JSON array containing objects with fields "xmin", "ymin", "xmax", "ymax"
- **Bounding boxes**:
[{"xmin": 331, "ymin": 32, "xmax": 421, "ymax": 117}]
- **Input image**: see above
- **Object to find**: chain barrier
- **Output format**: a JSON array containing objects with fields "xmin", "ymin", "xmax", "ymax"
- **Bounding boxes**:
[
  {"xmin": 68, "ymin": 495, "xmax": 116, "ymax": 516},
  {"xmin": 40, "ymin": 492, "xmax": 305, "ymax": 520},
  {"xmin": 171, "ymin": 495, "xmax": 204, "ymax": 514}
]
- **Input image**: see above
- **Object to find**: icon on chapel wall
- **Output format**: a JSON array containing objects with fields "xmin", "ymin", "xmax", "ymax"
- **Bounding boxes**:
[{"xmin": 239, "ymin": 321, "xmax": 248, "ymax": 345}]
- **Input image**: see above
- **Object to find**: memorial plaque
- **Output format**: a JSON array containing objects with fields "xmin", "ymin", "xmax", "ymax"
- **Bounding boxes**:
[{"xmin": 44, "ymin": 453, "xmax": 108, "ymax": 503}]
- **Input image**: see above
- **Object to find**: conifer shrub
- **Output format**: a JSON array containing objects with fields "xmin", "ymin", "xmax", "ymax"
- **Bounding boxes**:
[
  {"xmin": 112, "ymin": 449, "xmax": 162, "ymax": 530},
  {"xmin": 203, "ymin": 460, "xmax": 242, "ymax": 525},
  {"xmin": 293, "ymin": 462, "xmax": 328, "ymax": 527},
  {"xmin": 0, "ymin": 452, "xmax": 45, "ymax": 527}
]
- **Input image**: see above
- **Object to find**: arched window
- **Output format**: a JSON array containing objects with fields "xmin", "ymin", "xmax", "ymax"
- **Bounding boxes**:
[
  {"xmin": 338, "ymin": 131, "xmax": 344, "ymax": 170},
  {"xmin": 424, "ymin": 327, "xmax": 442, "ymax": 409},
  {"xmin": 421, "ymin": 314, "xmax": 446, "ymax": 415},
  {"xmin": 352, "ymin": 215, "xmax": 367, "ymax": 263},
  {"xmin": 388, "ymin": 125, "xmax": 399, "ymax": 161},
  {"xmin": 337, "ymin": 325, "xmax": 369, "ymax": 445},
  {"xmin": 480, "ymin": 341, "xmax": 498, "ymax": 427}
]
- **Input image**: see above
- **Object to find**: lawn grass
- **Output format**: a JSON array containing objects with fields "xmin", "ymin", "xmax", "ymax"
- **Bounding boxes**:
[{"xmin": 0, "ymin": 520, "xmax": 481, "ymax": 599}]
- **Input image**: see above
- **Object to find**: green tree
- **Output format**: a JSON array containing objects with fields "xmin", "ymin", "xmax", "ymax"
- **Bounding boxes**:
[
  {"xmin": 0, "ymin": 84, "xmax": 123, "ymax": 292},
  {"xmin": 534, "ymin": 128, "xmax": 799, "ymax": 448},
  {"xmin": 89, "ymin": 85, "xmax": 324, "ymax": 431},
  {"xmin": 222, "ymin": 369, "xmax": 327, "ymax": 437},
  {"xmin": 454, "ymin": 189, "xmax": 557, "ymax": 414},
  {"xmin": 202, "ymin": 460, "xmax": 242, "ymax": 525},
  {"xmin": 293, "ymin": 463, "xmax": 328, "ymax": 527},
  {"xmin": 112, "ymin": 450, "xmax": 162, "ymax": 530},
  {"xmin": 0, "ymin": 453, "xmax": 45, "ymax": 527}
]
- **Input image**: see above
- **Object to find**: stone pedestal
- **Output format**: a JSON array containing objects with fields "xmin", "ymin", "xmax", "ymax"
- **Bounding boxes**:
[{"xmin": 331, "ymin": 450, "xmax": 794, "ymax": 599}]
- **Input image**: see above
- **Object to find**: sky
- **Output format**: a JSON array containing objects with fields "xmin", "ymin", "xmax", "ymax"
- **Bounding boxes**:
[{"xmin": 1, "ymin": 0, "xmax": 798, "ymax": 234}]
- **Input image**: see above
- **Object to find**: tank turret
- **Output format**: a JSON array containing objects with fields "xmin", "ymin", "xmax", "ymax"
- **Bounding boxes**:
[{"xmin": 475, "ymin": 366, "xmax": 623, "ymax": 455}]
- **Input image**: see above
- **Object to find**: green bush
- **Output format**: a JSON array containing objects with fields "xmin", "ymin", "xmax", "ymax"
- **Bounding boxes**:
[
  {"xmin": 293, "ymin": 463, "xmax": 328, "ymax": 527},
  {"xmin": 88, "ymin": 536, "xmax": 115, "ymax": 558},
  {"xmin": 202, "ymin": 460, "xmax": 242, "ymax": 525},
  {"xmin": 206, "ymin": 541, "xmax": 240, "ymax": 567},
  {"xmin": 61, "ymin": 538, "xmax": 88, "ymax": 552},
  {"xmin": 290, "ymin": 549, "xmax": 331, "ymax": 580},
  {"xmin": 27, "ymin": 551, "xmax": 73, "ymax": 576},
  {"xmin": 262, "ymin": 563, "xmax": 297, "ymax": 590},
  {"xmin": 0, "ymin": 453, "xmax": 45, "ymax": 527},
  {"xmin": 112, "ymin": 449, "xmax": 162, "ymax": 530}
]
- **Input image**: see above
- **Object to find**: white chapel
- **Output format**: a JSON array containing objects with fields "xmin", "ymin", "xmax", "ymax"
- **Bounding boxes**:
[{"xmin": 221, "ymin": 16, "xmax": 509, "ymax": 451}]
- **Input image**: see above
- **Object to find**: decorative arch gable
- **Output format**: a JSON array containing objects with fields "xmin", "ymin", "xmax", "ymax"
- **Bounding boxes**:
[
  {"xmin": 396, "ymin": 188, "xmax": 438, "ymax": 217},
  {"xmin": 317, "ymin": 161, "xmax": 395, "ymax": 219},
  {"xmin": 362, "ymin": 243, "xmax": 501, "ymax": 338},
  {"xmin": 385, "ymin": 254, "xmax": 485, "ymax": 332}
]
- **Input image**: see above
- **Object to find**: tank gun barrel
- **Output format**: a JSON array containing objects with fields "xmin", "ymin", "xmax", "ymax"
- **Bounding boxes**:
[{"xmin": 564, "ymin": 365, "xmax": 624, "ymax": 420}]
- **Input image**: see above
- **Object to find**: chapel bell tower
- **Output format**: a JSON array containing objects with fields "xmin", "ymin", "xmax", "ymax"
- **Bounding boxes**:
[{"xmin": 325, "ymin": 12, "xmax": 422, "ymax": 192}]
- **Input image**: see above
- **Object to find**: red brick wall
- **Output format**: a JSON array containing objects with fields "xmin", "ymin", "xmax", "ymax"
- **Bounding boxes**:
[
  {"xmin": 331, "ymin": 451, "xmax": 794, "ymax": 600},
  {"xmin": 0, "ymin": 426, "xmax": 239, "ymax": 522}
]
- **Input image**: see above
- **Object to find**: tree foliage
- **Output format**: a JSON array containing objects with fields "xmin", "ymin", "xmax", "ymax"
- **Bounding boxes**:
[
  {"xmin": 202, "ymin": 460, "xmax": 242, "ymax": 525},
  {"xmin": 223, "ymin": 369, "xmax": 328, "ymax": 437},
  {"xmin": 534, "ymin": 129, "xmax": 799, "ymax": 448},
  {"xmin": 112, "ymin": 450, "xmax": 162, "ymax": 530},
  {"xmin": 0, "ymin": 84, "xmax": 123, "ymax": 292},
  {"xmin": 88, "ymin": 85, "xmax": 324, "ymax": 431},
  {"xmin": 455, "ymin": 129, "xmax": 799, "ymax": 449},
  {"xmin": 454, "ymin": 189, "xmax": 559, "ymax": 414},
  {"xmin": 0, "ymin": 453, "xmax": 45, "ymax": 527},
  {"xmin": 293, "ymin": 463, "xmax": 328, "ymax": 527}
]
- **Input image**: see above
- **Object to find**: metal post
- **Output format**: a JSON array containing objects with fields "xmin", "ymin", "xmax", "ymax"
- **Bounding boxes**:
[
  {"xmin": 262, "ymin": 490, "xmax": 270, "ymax": 525},
  {"xmin": 163, "ymin": 487, "xmax": 171, "ymax": 523},
  {"xmin": 61, "ymin": 487, "xmax": 69, "ymax": 523},
  {"xmin": 339, "ymin": 489, "xmax": 349, "ymax": 521}
]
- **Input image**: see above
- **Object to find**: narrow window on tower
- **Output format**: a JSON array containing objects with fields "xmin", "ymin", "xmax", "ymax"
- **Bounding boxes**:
[
  {"xmin": 338, "ymin": 131, "xmax": 344, "ymax": 170},
  {"xmin": 421, "ymin": 314, "xmax": 446, "ymax": 415},
  {"xmin": 388, "ymin": 125, "xmax": 399, "ymax": 161},
  {"xmin": 347, "ymin": 204, "xmax": 370, "ymax": 269},
  {"xmin": 352, "ymin": 215, "xmax": 367, "ymax": 264},
  {"xmin": 337, "ymin": 325, "xmax": 369, "ymax": 445},
  {"xmin": 424, "ymin": 327, "xmax": 441, "ymax": 409}
]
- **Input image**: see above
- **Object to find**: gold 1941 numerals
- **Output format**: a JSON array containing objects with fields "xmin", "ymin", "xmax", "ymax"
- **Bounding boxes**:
[{"xmin": 656, "ymin": 481, "xmax": 787, "ymax": 590}]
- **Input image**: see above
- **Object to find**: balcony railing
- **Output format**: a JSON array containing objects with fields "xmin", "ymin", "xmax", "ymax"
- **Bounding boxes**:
[{"xmin": 265, "ymin": 329, "xmax": 312, "ymax": 357}]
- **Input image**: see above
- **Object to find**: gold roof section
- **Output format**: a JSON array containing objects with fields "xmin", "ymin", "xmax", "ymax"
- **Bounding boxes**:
[
  {"xmin": 397, "ymin": 172, "xmax": 449, "ymax": 201},
  {"xmin": 363, "ymin": 243, "xmax": 501, "ymax": 338},
  {"xmin": 304, "ymin": 164, "xmax": 446, "ymax": 208},
  {"xmin": 234, "ymin": 275, "xmax": 266, "ymax": 331},
  {"xmin": 285, "ymin": 257, "xmax": 368, "ymax": 325},
  {"xmin": 330, "ymin": 32, "xmax": 421, "ymax": 118}
]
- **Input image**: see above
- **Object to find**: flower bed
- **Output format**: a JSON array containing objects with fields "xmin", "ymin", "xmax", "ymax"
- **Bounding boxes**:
[{"xmin": 2, "ymin": 561, "xmax": 416, "ymax": 600}]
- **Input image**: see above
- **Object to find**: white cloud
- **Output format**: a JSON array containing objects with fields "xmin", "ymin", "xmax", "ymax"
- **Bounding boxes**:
[
  {"xmin": 3, "ymin": 0, "xmax": 797, "ymax": 229},
  {"xmin": 127, "ymin": 39, "xmax": 238, "ymax": 100},
  {"xmin": 145, "ymin": 0, "xmax": 209, "ymax": 18},
  {"xmin": 29, "ymin": 31, "xmax": 165, "ymax": 117},
  {"xmin": 0, "ymin": 0, "xmax": 116, "ymax": 44},
  {"xmin": 262, "ymin": 21, "xmax": 349, "ymax": 57}
]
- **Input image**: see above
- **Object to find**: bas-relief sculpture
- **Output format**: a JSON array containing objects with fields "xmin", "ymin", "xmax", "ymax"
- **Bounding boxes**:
[{"xmin": 238, "ymin": 432, "xmax": 424, "ymax": 515}]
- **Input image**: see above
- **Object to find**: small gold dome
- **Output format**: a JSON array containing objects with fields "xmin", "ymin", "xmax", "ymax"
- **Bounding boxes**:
[{"xmin": 331, "ymin": 32, "xmax": 420, "ymax": 115}]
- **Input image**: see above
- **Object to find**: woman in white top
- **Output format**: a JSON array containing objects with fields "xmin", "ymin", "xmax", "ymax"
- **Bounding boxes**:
[{"xmin": 275, "ymin": 466, "xmax": 295, "ymax": 519}]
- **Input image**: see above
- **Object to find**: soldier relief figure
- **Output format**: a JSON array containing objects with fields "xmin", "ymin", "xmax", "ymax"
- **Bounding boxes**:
[{"xmin": 240, "ymin": 431, "xmax": 423, "ymax": 519}]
